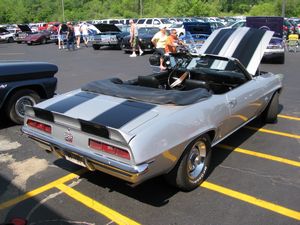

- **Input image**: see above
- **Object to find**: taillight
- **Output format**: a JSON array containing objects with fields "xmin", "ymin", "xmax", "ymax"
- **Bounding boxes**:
[
  {"xmin": 27, "ymin": 119, "xmax": 52, "ymax": 134},
  {"xmin": 89, "ymin": 139, "xmax": 130, "ymax": 160}
]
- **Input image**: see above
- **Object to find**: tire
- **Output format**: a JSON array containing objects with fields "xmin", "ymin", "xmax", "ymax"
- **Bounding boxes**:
[
  {"xmin": 7, "ymin": 37, "xmax": 14, "ymax": 43},
  {"xmin": 263, "ymin": 92, "xmax": 279, "ymax": 123},
  {"xmin": 93, "ymin": 45, "xmax": 100, "ymax": 50},
  {"xmin": 165, "ymin": 134, "xmax": 212, "ymax": 191},
  {"xmin": 276, "ymin": 54, "xmax": 285, "ymax": 64},
  {"xmin": 5, "ymin": 89, "xmax": 40, "ymax": 124},
  {"xmin": 41, "ymin": 38, "xmax": 47, "ymax": 44},
  {"xmin": 17, "ymin": 41, "xmax": 22, "ymax": 44}
]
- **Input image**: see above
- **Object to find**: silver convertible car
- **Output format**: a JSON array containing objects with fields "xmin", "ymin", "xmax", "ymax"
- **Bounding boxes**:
[{"xmin": 22, "ymin": 28, "xmax": 283, "ymax": 191}]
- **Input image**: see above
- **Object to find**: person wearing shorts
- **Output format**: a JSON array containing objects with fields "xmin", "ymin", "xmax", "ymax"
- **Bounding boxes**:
[
  {"xmin": 151, "ymin": 25, "xmax": 168, "ymax": 70},
  {"xmin": 57, "ymin": 23, "xmax": 64, "ymax": 49},
  {"xmin": 80, "ymin": 22, "xmax": 89, "ymax": 47},
  {"xmin": 129, "ymin": 19, "xmax": 143, "ymax": 57}
]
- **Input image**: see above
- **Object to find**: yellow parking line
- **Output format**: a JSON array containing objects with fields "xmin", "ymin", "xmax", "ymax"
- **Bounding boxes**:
[
  {"xmin": 56, "ymin": 183, "xmax": 141, "ymax": 225},
  {"xmin": 201, "ymin": 181, "xmax": 300, "ymax": 221},
  {"xmin": 218, "ymin": 144, "xmax": 300, "ymax": 168},
  {"xmin": 245, "ymin": 126, "xmax": 300, "ymax": 139},
  {"xmin": 278, "ymin": 114, "xmax": 300, "ymax": 121},
  {"xmin": 0, "ymin": 169, "xmax": 86, "ymax": 210}
]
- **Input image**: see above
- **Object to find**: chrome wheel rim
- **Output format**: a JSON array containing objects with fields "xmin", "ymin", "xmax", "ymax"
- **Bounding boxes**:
[
  {"xmin": 187, "ymin": 141, "xmax": 206, "ymax": 180},
  {"xmin": 15, "ymin": 96, "xmax": 36, "ymax": 118}
]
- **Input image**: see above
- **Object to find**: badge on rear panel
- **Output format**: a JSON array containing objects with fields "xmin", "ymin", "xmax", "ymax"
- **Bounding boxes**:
[{"xmin": 64, "ymin": 128, "xmax": 73, "ymax": 143}]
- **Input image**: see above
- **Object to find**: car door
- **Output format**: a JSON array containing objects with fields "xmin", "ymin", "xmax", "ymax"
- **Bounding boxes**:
[{"xmin": 222, "ymin": 78, "xmax": 266, "ymax": 135}]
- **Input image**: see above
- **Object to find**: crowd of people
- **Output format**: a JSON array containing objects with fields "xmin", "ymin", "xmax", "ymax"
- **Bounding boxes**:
[
  {"xmin": 57, "ymin": 21, "xmax": 90, "ymax": 51},
  {"xmin": 54, "ymin": 20, "xmax": 185, "ymax": 70}
]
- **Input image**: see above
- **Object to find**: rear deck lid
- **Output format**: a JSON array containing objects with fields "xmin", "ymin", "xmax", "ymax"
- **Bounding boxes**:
[
  {"xmin": 198, "ymin": 27, "xmax": 273, "ymax": 75},
  {"xmin": 36, "ymin": 90, "xmax": 158, "ymax": 132}
]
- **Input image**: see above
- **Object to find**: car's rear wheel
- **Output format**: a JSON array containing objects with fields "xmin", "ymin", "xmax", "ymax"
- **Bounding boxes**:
[
  {"xmin": 41, "ymin": 38, "xmax": 47, "ymax": 44},
  {"xmin": 93, "ymin": 45, "xmax": 100, "ymax": 50},
  {"xmin": 165, "ymin": 134, "xmax": 212, "ymax": 191},
  {"xmin": 7, "ymin": 37, "xmax": 14, "ymax": 43},
  {"xmin": 262, "ymin": 92, "xmax": 279, "ymax": 123},
  {"xmin": 6, "ymin": 89, "xmax": 40, "ymax": 124}
]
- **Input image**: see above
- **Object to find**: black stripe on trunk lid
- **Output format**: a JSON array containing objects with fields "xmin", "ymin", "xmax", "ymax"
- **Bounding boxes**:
[
  {"xmin": 33, "ymin": 107, "xmax": 54, "ymax": 122},
  {"xmin": 90, "ymin": 101, "xmax": 156, "ymax": 129},
  {"xmin": 45, "ymin": 92, "xmax": 97, "ymax": 113}
]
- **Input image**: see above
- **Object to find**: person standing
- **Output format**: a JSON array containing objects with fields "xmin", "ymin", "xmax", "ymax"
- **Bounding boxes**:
[
  {"xmin": 57, "ymin": 23, "xmax": 65, "ymax": 49},
  {"xmin": 151, "ymin": 25, "xmax": 168, "ymax": 70},
  {"xmin": 74, "ymin": 23, "xmax": 81, "ymax": 49},
  {"xmin": 129, "ymin": 19, "xmax": 143, "ymax": 57},
  {"xmin": 80, "ymin": 22, "xmax": 89, "ymax": 47},
  {"xmin": 66, "ymin": 22, "xmax": 75, "ymax": 51}
]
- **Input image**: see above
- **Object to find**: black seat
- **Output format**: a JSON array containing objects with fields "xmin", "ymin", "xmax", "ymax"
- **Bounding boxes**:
[
  {"xmin": 184, "ymin": 79, "xmax": 210, "ymax": 91},
  {"xmin": 138, "ymin": 75, "xmax": 160, "ymax": 88}
]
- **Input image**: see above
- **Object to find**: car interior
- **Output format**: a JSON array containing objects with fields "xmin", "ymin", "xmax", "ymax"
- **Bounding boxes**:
[{"xmin": 133, "ymin": 67, "xmax": 248, "ymax": 94}]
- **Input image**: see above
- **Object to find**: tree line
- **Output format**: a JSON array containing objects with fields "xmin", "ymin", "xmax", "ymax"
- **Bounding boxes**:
[{"xmin": 0, "ymin": 0, "xmax": 300, "ymax": 24}]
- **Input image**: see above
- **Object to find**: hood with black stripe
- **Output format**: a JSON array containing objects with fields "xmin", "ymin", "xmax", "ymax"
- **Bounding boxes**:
[{"xmin": 198, "ymin": 27, "xmax": 274, "ymax": 75}]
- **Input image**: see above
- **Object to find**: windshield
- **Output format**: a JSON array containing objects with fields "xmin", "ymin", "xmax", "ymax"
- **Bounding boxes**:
[
  {"xmin": 138, "ymin": 27, "xmax": 159, "ymax": 35},
  {"xmin": 175, "ymin": 55, "xmax": 244, "ymax": 75},
  {"xmin": 170, "ymin": 23, "xmax": 183, "ymax": 28},
  {"xmin": 161, "ymin": 19, "xmax": 171, "ymax": 24}
]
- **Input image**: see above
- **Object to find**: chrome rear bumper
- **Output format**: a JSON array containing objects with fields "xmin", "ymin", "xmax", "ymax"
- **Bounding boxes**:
[{"xmin": 22, "ymin": 126, "xmax": 149, "ymax": 184}]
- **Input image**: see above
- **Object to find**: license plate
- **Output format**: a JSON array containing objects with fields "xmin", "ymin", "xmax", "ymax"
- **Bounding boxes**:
[{"xmin": 65, "ymin": 153, "xmax": 86, "ymax": 167}]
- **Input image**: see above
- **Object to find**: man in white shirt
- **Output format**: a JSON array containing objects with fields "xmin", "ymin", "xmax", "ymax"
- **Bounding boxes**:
[
  {"xmin": 151, "ymin": 25, "xmax": 168, "ymax": 70},
  {"xmin": 80, "ymin": 22, "xmax": 89, "ymax": 47}
]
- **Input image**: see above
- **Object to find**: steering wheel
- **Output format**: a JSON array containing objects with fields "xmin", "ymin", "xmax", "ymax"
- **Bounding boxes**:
[{"xmin": 168, "ymin": 70, "xmax": 190, "ymax": 89}]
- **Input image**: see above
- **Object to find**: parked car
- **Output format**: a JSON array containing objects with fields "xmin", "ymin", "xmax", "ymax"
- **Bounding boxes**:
[
  {"xmin": 121, "ymin": 27, "xmax": 160, "ymax": 53},
  {"xmin": 92, "ymin": 24, "xmax": 129, "ymax": 50},
  {"xmin": 21, "ymin": 27, "xmax": 283, "ymax": 191},
  {"xmin": 246, "ymin": 16, "xmax": 285, "ymax": 64},
  {"xmin": 0, "ymin": 61, "xmax": 58, "ymax": 124},
  {"xmin": 0, "ymin": 27, "xmax": 15, "ymax": 43},
  {"xmin": 180, "ymin": 22, "xmax": 212, "ymax": 50},
  {"xmin": 136, "ymin": 18, "xmax": 173, "ymax": 28},
  {"xmin": 283, "ymin": 19, "xmax": 295, "ymax": 38},
  {"xmin": 225, "ymin": 20, "xmax": 246, "ymax": 29},
  {"xmin": 14, "ymin": 24, "xmax": 34, "ymax": 43},
  {"xmin": 24, "ymin": 30, "xmax": 54, "ymax": 45}
]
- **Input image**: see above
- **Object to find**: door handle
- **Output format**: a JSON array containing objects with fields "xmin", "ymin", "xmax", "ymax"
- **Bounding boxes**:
[{"xmin": 228, "ymin": 98, "xmax": 237, "ymax": 108}]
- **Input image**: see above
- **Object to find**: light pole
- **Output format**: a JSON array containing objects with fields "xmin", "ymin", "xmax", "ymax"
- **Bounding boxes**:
[
  {"xmin": 139, "ymin": 0, "xmax": 143, "ymax": 17},
  {"xmin": 282, "ymin": 0, "xmax": 286, "ymax": 17},
  {"xmin": 62, "ymin": 0, "xmax": 65, "ymax": 22}
]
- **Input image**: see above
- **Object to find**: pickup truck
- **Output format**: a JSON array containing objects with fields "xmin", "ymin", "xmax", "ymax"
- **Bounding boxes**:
[{"xmin": 0, "ymin": 61, "xmax": 58, "ymax": 124}]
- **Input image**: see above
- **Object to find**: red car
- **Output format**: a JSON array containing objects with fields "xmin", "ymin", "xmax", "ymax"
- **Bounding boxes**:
[{"xmin": 24, "ymin": 30, "xmax": 53, "ymax": 45}]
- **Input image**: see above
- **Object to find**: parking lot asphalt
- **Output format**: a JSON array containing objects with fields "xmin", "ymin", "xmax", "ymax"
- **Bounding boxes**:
[{"xmin": 0, "ymin": 42, "xmax": 299, "ymax": 225}]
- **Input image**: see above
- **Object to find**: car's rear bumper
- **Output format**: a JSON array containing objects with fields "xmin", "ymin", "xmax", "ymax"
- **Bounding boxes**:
[{"xmin": 22, "ymin": 126, "xmax": 149, "ymax": 184}]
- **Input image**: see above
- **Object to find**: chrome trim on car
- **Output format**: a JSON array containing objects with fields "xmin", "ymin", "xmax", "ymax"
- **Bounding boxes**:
[{"xmin": 22, "ymin": 126, "xmax": 149, "ymax": 182}]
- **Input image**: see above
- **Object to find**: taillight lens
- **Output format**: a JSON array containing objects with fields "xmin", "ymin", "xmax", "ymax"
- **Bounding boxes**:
[
  {"xmin": 27, "ymin": 119, "xmax": 52, "ymax": 134},
  {"xmin": 89, "ymin": 139, "xmax": 130, "ymax": 160}
]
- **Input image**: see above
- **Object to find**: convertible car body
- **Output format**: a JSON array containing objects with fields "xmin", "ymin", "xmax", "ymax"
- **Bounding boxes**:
[{"xmin": 22, "ymin": 28, "xmax": 283, "ymax": 191}]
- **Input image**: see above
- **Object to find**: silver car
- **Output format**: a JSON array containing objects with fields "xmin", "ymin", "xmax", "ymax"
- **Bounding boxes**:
[{"xmin": 22, "ymin": 27, "xmax": 283, "ymax": 191}]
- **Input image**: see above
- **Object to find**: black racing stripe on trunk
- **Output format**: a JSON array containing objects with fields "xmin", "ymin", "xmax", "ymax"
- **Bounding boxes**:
[
  {"xmin": 90, "ymin": 101, "xmax": 156, "ymax": 129},
  {"xmin": 230, "ymin": 29, "xmax": 266, "ymax": 69},
  {"xmin": 45, "ymin": 92, "xmax": 97, "ymax": 113},
  {"xmin": 79, "ymin": 119, "xmax": 109, "ymax": 138},
  {"xmin": 205, "ymin": 29, "xmax": 235, "ymax": 54},
  {"xmin": 33, "ymin": 107, "xmax": 54, "ymax": 122}
]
